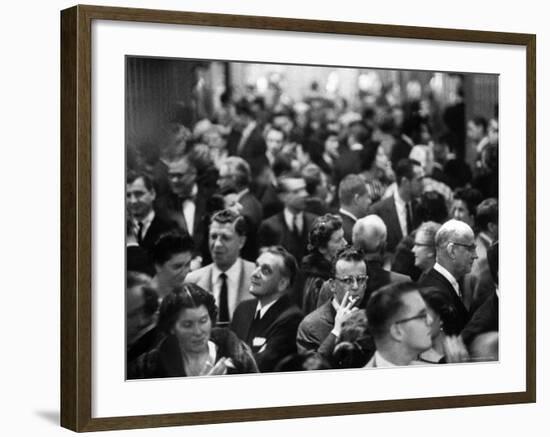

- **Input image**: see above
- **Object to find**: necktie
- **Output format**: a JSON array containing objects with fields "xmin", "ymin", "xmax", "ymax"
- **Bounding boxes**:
[
  {"xmin": 218, "ymin": 273, "xmax": 229, "ymax": 324},
  {"xmin": 137, "ymin": 221, "xmax": 144, "ymax": 245},
  {"xmin": 406, "ymin": 202, "xmax": 413, "ymax": 234}
]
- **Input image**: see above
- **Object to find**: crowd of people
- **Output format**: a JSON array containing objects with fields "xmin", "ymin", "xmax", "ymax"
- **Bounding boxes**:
[{"xmin": 126, "ymin": 80, "xmax": 499, "ymax": 378}]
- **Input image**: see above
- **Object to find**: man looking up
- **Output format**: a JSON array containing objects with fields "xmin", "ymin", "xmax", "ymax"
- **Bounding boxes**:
[{"xmin": 230, "ymin": 246, "xmax": 303, "ymax": 372}]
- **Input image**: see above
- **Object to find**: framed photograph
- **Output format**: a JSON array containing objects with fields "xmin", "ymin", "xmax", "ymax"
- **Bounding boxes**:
[{"xmin": 60, "ymin": 4, "xmax": 536, "ymax": 432}]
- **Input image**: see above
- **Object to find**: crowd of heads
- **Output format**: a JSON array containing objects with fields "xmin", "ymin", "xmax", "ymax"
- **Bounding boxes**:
[{"xmin": 126, "ymin": 67, "xmax": 499, "ymax": 377}]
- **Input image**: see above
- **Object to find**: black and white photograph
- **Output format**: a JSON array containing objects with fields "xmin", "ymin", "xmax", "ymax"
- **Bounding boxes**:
[{"xmin": 125, "ymin": 57, "xmax": 500, "ymax": 379}]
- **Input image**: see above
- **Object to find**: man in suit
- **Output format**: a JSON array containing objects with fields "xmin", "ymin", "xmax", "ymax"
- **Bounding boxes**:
[
  {"xmin": 332, "ymin": 120, "xmax": 369, "ymax": 187},
  {"xmin": 155, "ymin": 154, "xmax": 209, "ymax": 261},
  {"xmin": 185, "ymin": 209, "xmax": 255, "ymax": 325},
  {"xmin": 369, "ymin": 158, "xmax": 425, "ymax": 253},
  {"xmin": 258, "ymin": 175, "xmax": 318, "ymax": 266},
  {"xmin": 230, "ymin": 246, "xmax": 303, "ymax": 372},
  {"xmin": 352, "ymin": 215, "xmax": 410, "ymax": 301},
  {"xmin": 302, "ymin": 163, "xmax": 331, "ymax": 216},
  {"xmin": 297, "ymin": 247, "xmax": 367, "ymax": 359},
  {"xmin": 227, "ymin": 99, "xmax": 266, "ymax": 165},
  {"xmin": 218, "ymin": 156, "xmax": 263, "ymax": 262},
  {"xmin": 418, "ymin": 219, "xmax": 478, "ymax": 335},
  {"xmin": 337, "ymin": 174, "xmax": 371, "ymax": 244},
  {"xmin": 364, "ymin": 282, "xmax": 433, "ymax": 367},
  {"xmin": 126, "ymin": 171, "xmax": 178, "ymax": 254}
]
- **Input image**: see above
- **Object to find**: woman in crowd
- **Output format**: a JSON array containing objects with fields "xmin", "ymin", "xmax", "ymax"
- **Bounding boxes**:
[
  {"xmin": 417, "ymin": 286, "xmax": 463, "ymax": 364},
  {"xmin": 301, "ymin": 214, "xmax": 347, "ymax": 315},
  {"xmin": 411, "ymin": 221, "xmax": 441, "ymax": 276},
  {"xmin": 128, "ymin": 283, "xmax": 258, "ymax": 378},
  {"xmin": 358, "ymin": 141, "xmax": 394, "ymax": 204}
]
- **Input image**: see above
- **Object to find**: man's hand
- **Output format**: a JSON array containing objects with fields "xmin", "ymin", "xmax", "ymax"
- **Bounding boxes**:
[{"xmin": 332, "ymin": 290, "xmax": 359, "ymax": 338}]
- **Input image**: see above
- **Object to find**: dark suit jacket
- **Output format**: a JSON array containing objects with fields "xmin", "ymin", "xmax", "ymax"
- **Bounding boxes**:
[
  {"xmin": 333, "ymin": 149, "xmax": 362, "ymax": 187},
  {"xmin": 336, "ymin": 211, "xmax": 356, "ymax": 246},
  {"xmin": 238, "ymin": 191, "xmax": 264, "ymax": 262},
  {"xmin": 258, "ymin": 211, "xmax": 318, "ymax": 265},
  {"xmin": 365, "ymin": 258, "xmax": 411, "ymax": 302},
  {"xmin": 252, "ymin": 182, "xmax": 284, "ymax": 220},
  {"xmin": 369, "ymin": 196, "xmax": 419, "ymax": 253},
  {"xmin": 461, "ymin": 292, "xmax": 498, "ymax": 346},
  {"xmin": 140, "ymin": 213, "xmax": 179, "ymax": 253},
  {"xmin": 418, "ymin": 267, "xmax": 470, "ymax": 335},
  {"xmin": 230, "ymin": 295, "xmax": 303, "ymax": 372},
  {"xmin": 228, "ymin": 125, "xmax": 266, "ymax": 165},
  {"xmin": 296, "ymin": 300, "xmax": 337, "ymax": 358},
  {"xmin": 154, "ymin": 191, "xmax": 209, "ymax": 259}
]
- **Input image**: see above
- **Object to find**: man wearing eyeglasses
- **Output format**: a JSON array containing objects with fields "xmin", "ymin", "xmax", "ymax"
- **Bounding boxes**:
[
  {"xmin": 418, "ymin": 219, "xmax": 478, "ymax": 335},
  {"xmin": 365, "ymin": 282, "xmax": 433, "ymax": 367},
  {"xmin": 296, "ymin": 247, "xmax": 368, "ymax": 359}
]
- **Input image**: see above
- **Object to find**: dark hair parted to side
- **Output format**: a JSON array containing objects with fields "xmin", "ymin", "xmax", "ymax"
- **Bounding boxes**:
[
  {"xmin": 157, "ymin": 282, "xmax": 218, "ymax": 334},
  {"xmin": 262, "ymin": 245, "xmax": 298, "ymax": 289},
  {"xmin": 331, "ymin": 246, "xmax": 367, "ymax": 277},
  {"xmin": 151, "ymin": 231, "xmax": 195, "ymax": 266},
  {"xmin": 454, "ymin": 187, "xmax": 484, "ymax": 216},
  {"xmin": 395, "ymin": 158, "xmax": 422, "ymax": 187},
  {"xmin": 210, "ymin": 208, "xmax": 248, "ymax": 236},
  {"xmin": 308, "ymin": 214, "xmax": 343, "ymax": 252},
  {"xmin": 419, "ymin": 286, "xmax": 461, "ymax": 336},
  {"xmin": 476, "ymin": 198, "xmax": 498, "ymax": 231},
  {"xmin": 366, "ymin": 282, "xmax": 420, "ymax": 339},
  {"xmin": 126, "ymin": 271, "xmax": 159, "ymax": 317},
  {"xmin": 126, "ymin": 170, "xmax": 155, "ymax": 192},
  {"xmin": 417, "ymin": 190, "xmax": 448, "ymax": 224}
]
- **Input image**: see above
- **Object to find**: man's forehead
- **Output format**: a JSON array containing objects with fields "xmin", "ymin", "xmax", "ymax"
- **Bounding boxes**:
[
  {"xmin": 335, "ymin": 259, "xmax": 366, "ymax": 275},
  {"xmin": 400, "ymin": 291, "xmax": 426, "ymax": 314},
  {"xmin": 168, "ymin": 158, "xmax": 190, "ymax": 172},
  {"xmin": 210, "ymin": 221, "xmax": 236, "ymax": 235},
  {"xmin": 282, "ymin": 178, "xmax": 306, "ymax": 191},
  {"xmin": 257, "ymin": 252, "xmax": 282, "ymax": 269},
  {"xmin": 128, "ymin": 177, "xmax": 149, "ymax": 191}
]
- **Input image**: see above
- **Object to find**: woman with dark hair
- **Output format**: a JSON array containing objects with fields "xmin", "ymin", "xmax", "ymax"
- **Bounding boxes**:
[
  {"xmin": 128, "ymin": 283, "xmax": 258, "ymax": 378},
  {"xmin": 392, "ymin": 191, "xmax": 448, "ymax": 280},
  {"xmin": 417, "ymin": 286, "xmax": 462, "ymax": 364},
  {"xmin": 301, "ymin": 214, "xmax": 347, "ymax": 315}
]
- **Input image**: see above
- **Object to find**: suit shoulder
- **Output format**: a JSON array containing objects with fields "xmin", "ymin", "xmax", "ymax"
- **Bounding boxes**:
[
  {"xmin": 390, "ymin": 271, "xmax": 411, "ymax": 283},
  {"xmin": 185, "ymin": 265, "xmax": 211, "ymax": 283},
  {"xmin": 234, "ymin": 298, "xmax": 258, "ymax": 313},
  {"xmin": 370, "ymin": 196, "xmax": 392, "ymax": 212}
]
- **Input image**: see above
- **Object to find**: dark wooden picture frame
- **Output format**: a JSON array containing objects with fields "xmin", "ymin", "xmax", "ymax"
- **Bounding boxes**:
[{"xmin": 60, "ymin": 4, "xmax": 536, "ymax": 432}]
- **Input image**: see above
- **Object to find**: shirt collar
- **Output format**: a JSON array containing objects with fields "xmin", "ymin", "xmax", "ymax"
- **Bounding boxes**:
[
  {"xmin": 212, "ymin": 258, "xmax": 241, "ymax": 282},
  {"xmin": 284, "ymin": 208, "xmax": 303, "ymax": 230},
  {"xmin": 478, "ymin": 231, "xmax": 494, "ymax": 247},
  {"xmin": 236, "ymin": 188, "xmax": 250, "ymax": 201},
  {"xmin": 393, "ymin": 189, "xmax": 407, "ymax": 208},
  {"xmin": 373, "ymin": 351, "xmax": 398, "ymax": 367},
  {"xmin": 434, "ymin": 262, "xmax": 460, "ymax": 296},
  {"xmin": 255, "ymin": 297, "xmax": 279, "ymax": 319},
  {"xmin": 338, "ymin": 208, "xmax": 358, "ymax": 222},
  {"xmin": 134, "ymin": 209, "xmax": 155, "ymax": 227}
]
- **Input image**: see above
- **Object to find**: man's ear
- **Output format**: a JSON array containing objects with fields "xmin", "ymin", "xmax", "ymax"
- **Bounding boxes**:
[
  {"xmin": 238, "ymin": 235, "xmax": 246, "ymax": 250},
  {"xmin": 446, "ymin": 243, "xmax": 455, "ymax": 260},
  {"xmin": 389, "ymin": 322, "xmax": 403, "ymax": 342},
  {"xmin": 278, "ymin": 276, "xmax": 289, "ymax": 293}
]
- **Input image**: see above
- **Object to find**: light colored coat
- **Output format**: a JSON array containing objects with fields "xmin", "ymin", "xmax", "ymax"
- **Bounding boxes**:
[{"xmin": 185, "ymin": 258, "xmax": 255, "ymax": 319}]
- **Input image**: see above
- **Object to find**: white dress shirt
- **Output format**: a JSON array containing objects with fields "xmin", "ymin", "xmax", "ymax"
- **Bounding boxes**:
[
  {"xmin": 434, "ymin": 262, "xmax": 461, "ymax": 298},
  {"xmin": 393, "ymin": 190, "xmax": 410, "ymax": 236},
  {"xmin": 181, "ymin": 184, "xmax": 198, "ymax": 236},
  {"xmin": 255, "ymin": 297, "xmax": 279, "ymax": 319},
  {"xmin": 283, "ymin": 208, "xmax": 304, "ymax": 234},
  {"xmin": 212, "ymin": 259, "xmax": 242, "ymax": 319},
  {"xmin": 369, "ymin": 351, "xmax": 399, "ymax": 368}
]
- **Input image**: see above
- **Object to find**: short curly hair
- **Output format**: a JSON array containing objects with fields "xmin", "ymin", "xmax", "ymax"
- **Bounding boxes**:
[
  {"xmin": 157, "ymin": 283, "xmax": 218, "ymax": 334},
  {"xmin": 308, "ymin": 214, "xmax": 343, "ymax": 252}
]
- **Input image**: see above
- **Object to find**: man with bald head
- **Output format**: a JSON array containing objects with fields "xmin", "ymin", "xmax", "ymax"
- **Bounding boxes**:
[
  {"xmin": 352, "ymin": 215, "xmax": 410, "ymax": 302},
  {"xmin": 418, "ymin": 219, "xmax": 478, "ymax": 334}
]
